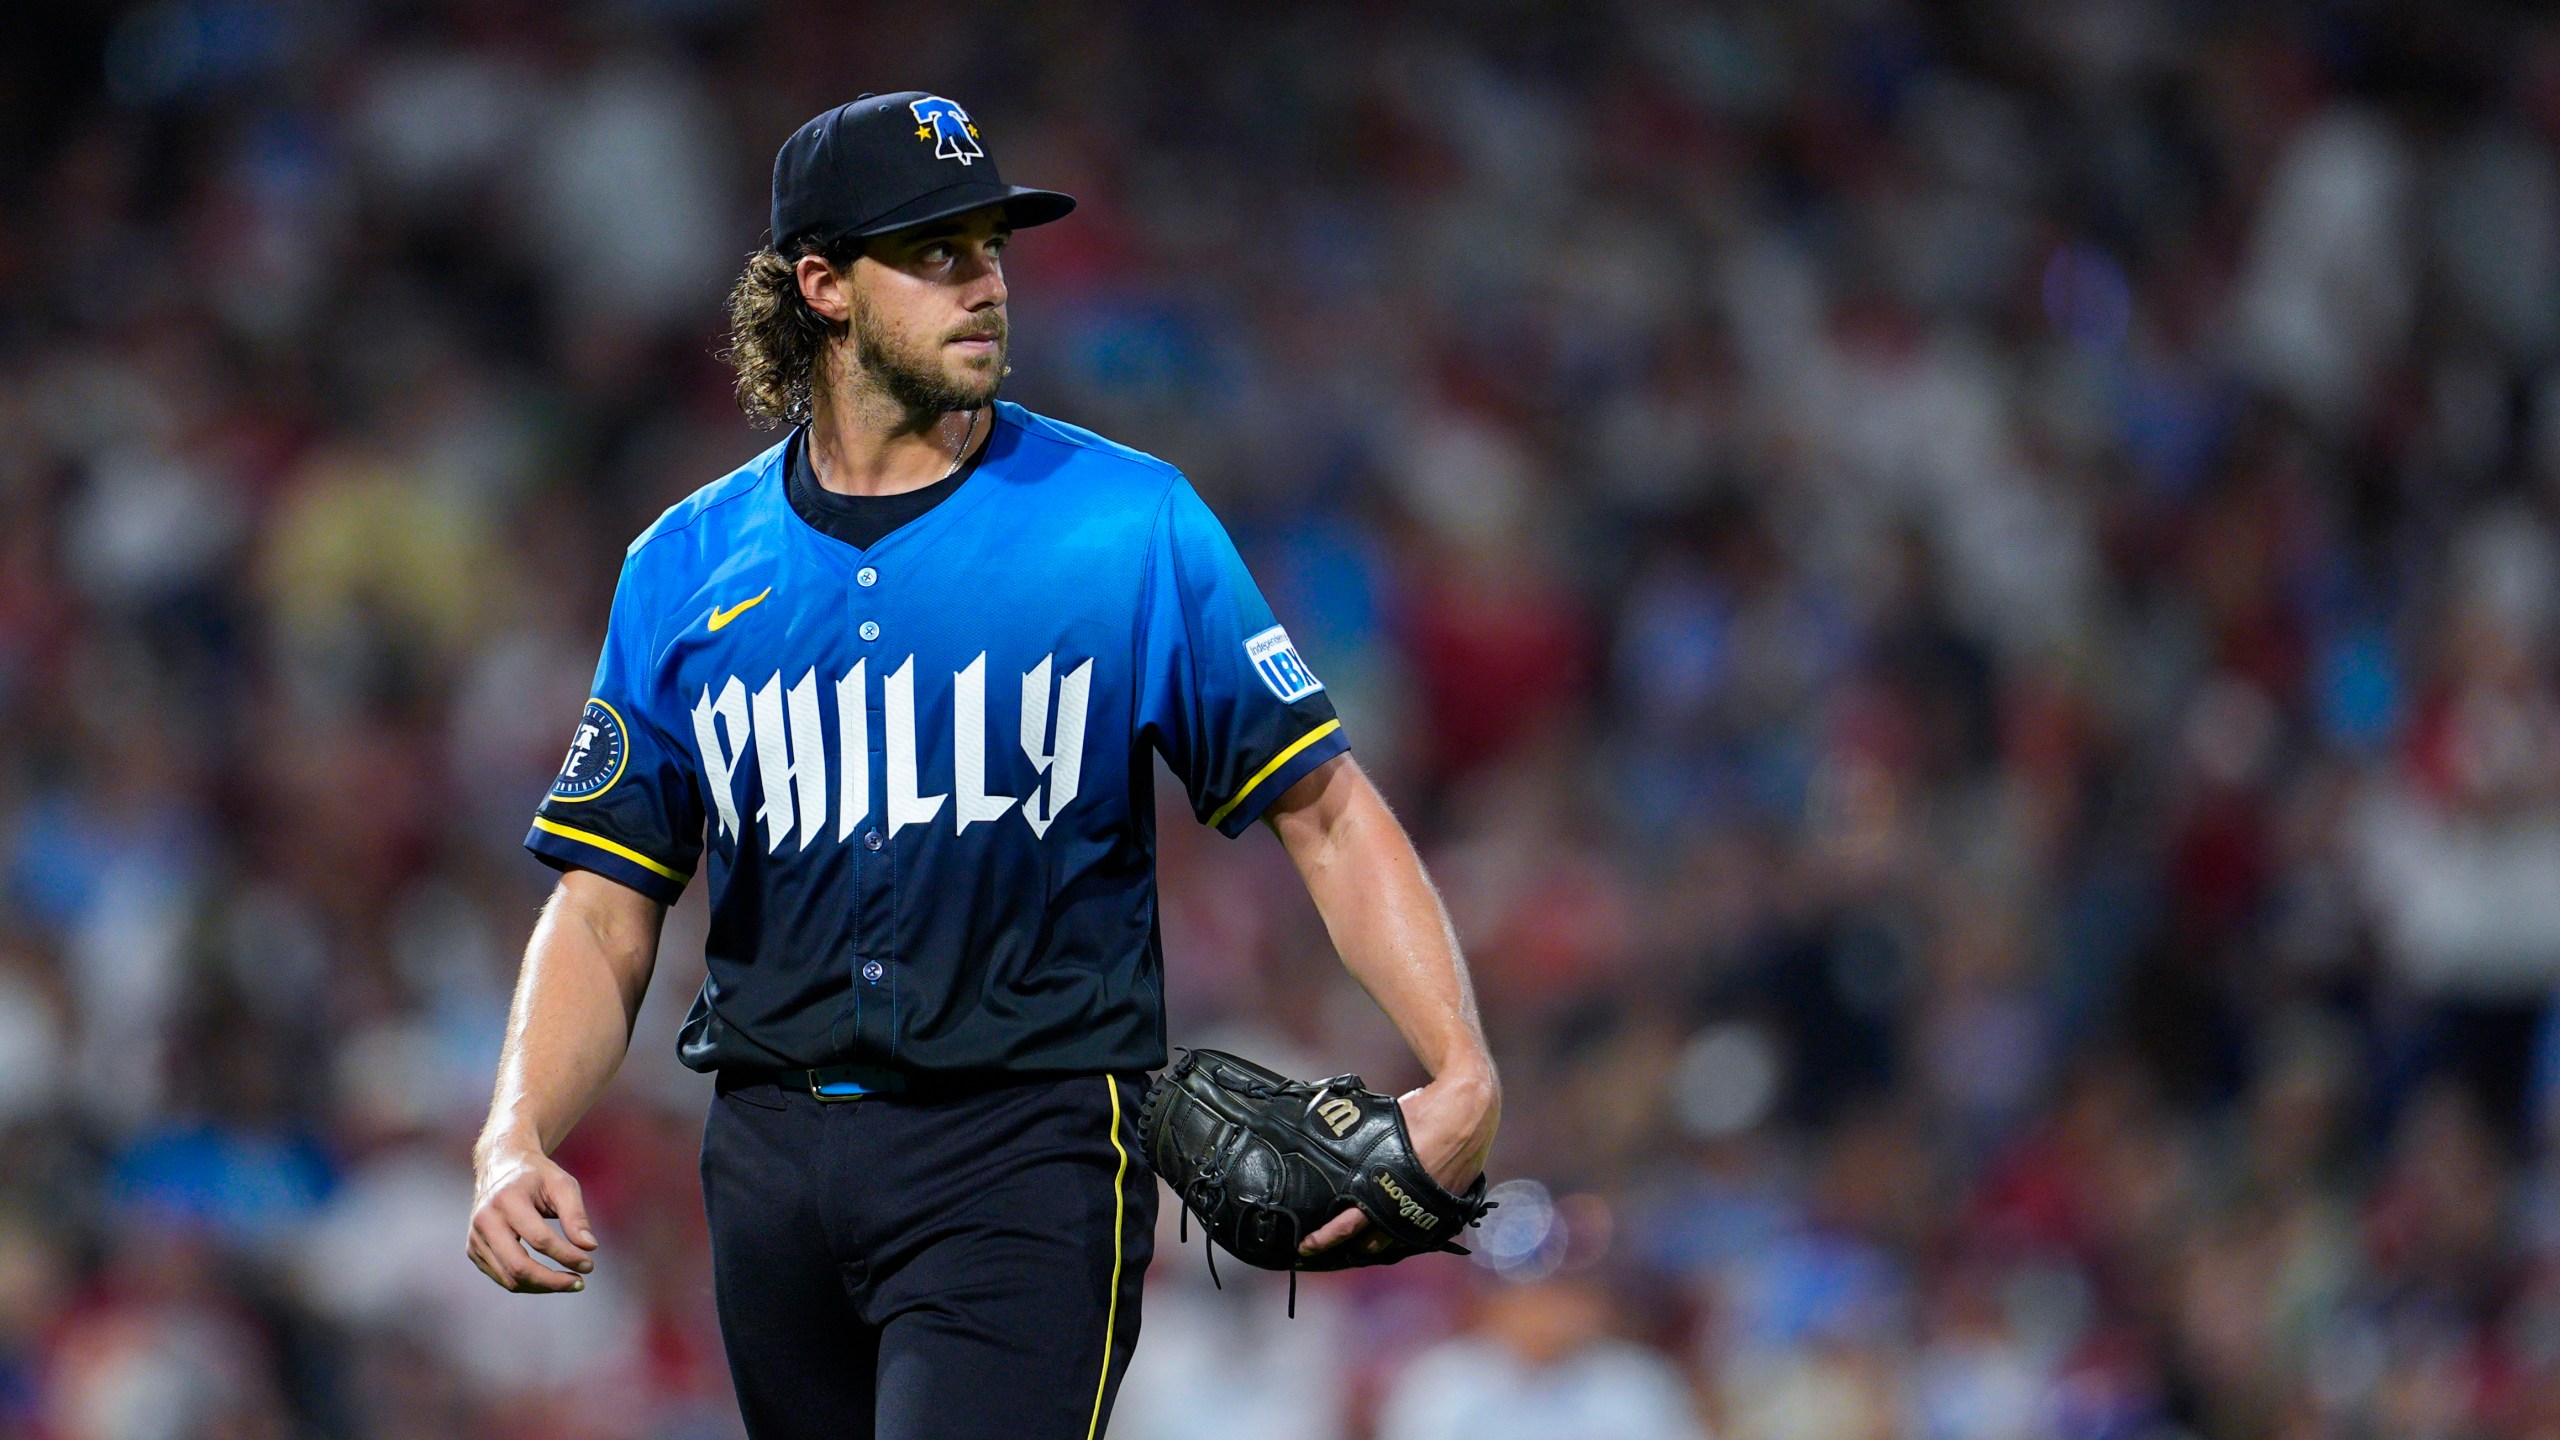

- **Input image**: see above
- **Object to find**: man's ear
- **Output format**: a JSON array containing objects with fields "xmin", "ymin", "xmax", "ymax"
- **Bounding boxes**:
[{"xmin": 795, "ymin": 254, "xmax": 852, "ymax": 324}]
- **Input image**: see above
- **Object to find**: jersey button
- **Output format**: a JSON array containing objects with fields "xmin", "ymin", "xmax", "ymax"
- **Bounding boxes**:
[
  {"xmin": 858, "ymin": 620, "xmax": 880, "ymax": 642},
  {"xmin": 863, "ymin": 829, "xmax": 883, "ymax": 851},
  {"xmin": 857, "ymin": 566, "xmax": 878, "ymax": 587},
  {"xmin": 862, "ymin": 960, "xmax": 884, "ymax": 982}
]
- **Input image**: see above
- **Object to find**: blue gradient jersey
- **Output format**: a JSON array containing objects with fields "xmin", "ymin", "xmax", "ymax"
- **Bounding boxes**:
[{"xmin": 525, "ymin": 402, "xmax": 1349, "ymax": 1076}]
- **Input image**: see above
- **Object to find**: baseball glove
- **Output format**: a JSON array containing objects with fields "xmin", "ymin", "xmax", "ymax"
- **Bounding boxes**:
[{"xmin": 1136, "ymin": 1048, "xmax": 1494, "ymax": 1313}]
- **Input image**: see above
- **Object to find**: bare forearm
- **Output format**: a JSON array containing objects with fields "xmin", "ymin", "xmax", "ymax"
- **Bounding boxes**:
[
  {"xmin": 1269, "ymin": 753, "xmax": 1498, "ymax": 1240},
  {"xmin": 477, "ymin": 872, "xmax": 665, "ymax": 1162},
  {"xmin": 1271, "ymin": 758, "xmax": 1495, "ymax": 1089}
]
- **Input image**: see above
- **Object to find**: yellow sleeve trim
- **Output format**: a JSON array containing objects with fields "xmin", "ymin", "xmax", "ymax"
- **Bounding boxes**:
[
  {"xmin": 531, "ymin": 818, "xmax": 688, "ymax": 884},
  {"xmin": 1206, "ymin": 718, "xmax": 1343, "ymax": 829}
]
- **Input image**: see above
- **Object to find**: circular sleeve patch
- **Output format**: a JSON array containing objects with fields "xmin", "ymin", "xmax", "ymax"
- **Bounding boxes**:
[{"xmin": 548, "ymin": 699, "xmax": 629, "ymax": 802}]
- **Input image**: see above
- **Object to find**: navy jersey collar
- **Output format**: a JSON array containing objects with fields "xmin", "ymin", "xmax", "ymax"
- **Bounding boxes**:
[{"xmin": 784, "ymin": 418, "xmax": 991, "ymax": 553}]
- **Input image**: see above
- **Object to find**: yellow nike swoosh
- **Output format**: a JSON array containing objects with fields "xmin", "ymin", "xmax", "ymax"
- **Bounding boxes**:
[{"xmin": 707, "ymin": 588, "xmax": 771, "ymax": 632}]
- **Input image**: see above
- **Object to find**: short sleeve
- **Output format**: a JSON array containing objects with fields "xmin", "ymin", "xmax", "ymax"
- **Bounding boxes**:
[
  {"xmin": 524, "ymin": 560, "xmax": 705, "ymax": 903},
  {"xmin": 1136, "ymin": 481, "xmax": 1352, "ymax": 836}
]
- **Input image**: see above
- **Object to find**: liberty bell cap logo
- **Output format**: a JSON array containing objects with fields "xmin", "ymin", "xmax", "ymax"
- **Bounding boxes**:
[{"xmin": 910, "ymin": 96, "xmax": 983, "ymax": 165}]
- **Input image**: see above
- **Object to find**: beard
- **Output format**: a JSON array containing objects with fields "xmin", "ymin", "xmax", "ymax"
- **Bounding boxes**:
[{"xmin": 849, "ymin": 294, "xmax": 1008, "ymax": 416}]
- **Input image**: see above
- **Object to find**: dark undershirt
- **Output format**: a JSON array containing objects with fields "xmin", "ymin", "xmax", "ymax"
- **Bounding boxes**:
[{"xmin": 785, "ymin": 419, "xmax": 988, "ymax": 551}]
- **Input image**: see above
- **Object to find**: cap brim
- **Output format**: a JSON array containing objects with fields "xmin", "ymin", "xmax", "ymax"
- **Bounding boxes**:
[{"xmin": 851, "ymin": 181, "xmax": 1077, "ymax": 238}]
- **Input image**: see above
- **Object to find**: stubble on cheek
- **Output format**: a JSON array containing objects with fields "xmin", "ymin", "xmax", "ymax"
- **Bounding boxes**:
[{"xmin": 846, "ymin": 294, "xmax": 977, "ymax": 413}]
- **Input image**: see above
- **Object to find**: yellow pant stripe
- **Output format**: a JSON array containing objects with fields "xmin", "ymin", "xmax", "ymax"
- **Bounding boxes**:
[
  {"xmin": 1086, "ymin": 1076, "xmax": 1130, "ymax": 1440},
  {"xmin": 530, "ymin": 818, "xmax": 688, "ymax": 884},
  {"xmin": 1206, "ymin": 718, "xmax": 1343, "ymax": 829}
]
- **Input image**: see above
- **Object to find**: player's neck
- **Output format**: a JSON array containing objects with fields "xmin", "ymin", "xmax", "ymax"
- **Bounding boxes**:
[{"xmin": 806, "ymin": 390, "xmax": 985, "ymax": 498}]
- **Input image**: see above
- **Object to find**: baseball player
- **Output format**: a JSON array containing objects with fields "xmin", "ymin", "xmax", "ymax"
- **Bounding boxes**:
[{"xmin": 466, "ymin": 92, "xmax": 1499, "ymax": 1440}]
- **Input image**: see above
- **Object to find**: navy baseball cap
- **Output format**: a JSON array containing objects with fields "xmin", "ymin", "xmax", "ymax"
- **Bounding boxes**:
[{"xmin": 770, "ymin": 92, "xmax": 1075, "ymax": 252}]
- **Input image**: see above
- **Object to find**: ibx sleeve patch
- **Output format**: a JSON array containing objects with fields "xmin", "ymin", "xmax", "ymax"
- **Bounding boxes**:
[{"xmin": 1244, "ymin": 625, "xmax": 1324, "ymax": 703}]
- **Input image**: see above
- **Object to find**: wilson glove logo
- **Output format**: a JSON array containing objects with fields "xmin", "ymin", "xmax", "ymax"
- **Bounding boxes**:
[
  {"xmin": 1373, "ymin": 1171, "xmax": 1439, "ymax": 1230},
  {"xmin": 1315, "ymin": 1096, "xmax": 1360, "ymax": 1137},
  {"xmin": 690, "ymin": 652, "xmax": 1092, "ymax": 852}
]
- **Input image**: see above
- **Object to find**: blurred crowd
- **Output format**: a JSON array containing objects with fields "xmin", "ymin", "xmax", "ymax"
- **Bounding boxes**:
[{"xmin": 6, "ymin": 0, "xmax": 2560, "ymax": 1436}]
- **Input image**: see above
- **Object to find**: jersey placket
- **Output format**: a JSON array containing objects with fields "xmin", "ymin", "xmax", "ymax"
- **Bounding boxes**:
[{"xmin": 848, "ymin": 563, "xmax": 898, "ymax": 1062}]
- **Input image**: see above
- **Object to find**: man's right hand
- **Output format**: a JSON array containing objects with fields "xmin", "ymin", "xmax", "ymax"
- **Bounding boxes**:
[{"xmin": 467, "ymin": 1139, "xmax": 599, "ymax": 1293}]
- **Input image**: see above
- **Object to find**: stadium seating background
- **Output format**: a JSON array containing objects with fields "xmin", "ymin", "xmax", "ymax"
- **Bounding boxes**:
[{"xmin": 5, "ymin": 2, "xmax": 2560, "ymax": 1436}]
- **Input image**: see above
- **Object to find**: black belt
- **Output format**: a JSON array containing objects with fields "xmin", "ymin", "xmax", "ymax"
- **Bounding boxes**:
[
  {"xmin": 724, "ymin": 1063, "xmax": 911, "ymax": 1102},
  {"xmin": 718, "ymin": 1063, "xmax": 1131, "ymax": 1105}
]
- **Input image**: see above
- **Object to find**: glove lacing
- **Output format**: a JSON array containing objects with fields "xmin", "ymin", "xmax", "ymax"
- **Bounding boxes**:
[{"xmin": 1174, "ymin": 1112, "xmax": 1320, "ymax": 1317}]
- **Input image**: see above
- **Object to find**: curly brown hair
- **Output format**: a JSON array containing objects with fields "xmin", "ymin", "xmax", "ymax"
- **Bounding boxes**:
[{"xmin": 721, "ymin": 238, "xmax": 858, "ymax": 427}]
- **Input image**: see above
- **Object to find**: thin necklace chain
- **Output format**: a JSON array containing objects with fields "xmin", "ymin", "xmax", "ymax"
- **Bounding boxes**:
[
  {"xmin": 813, "ymin": 405, "xmax": 981, "ymax": 490},
  {"xmin": 938, "ymin": 405, "xmax": 982, "ymax": 483}
]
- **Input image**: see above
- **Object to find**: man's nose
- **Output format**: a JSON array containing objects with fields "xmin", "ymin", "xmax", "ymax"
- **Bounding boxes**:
[
  {"xmin": 958, "ymin": 244, "xmax": 1006, "ymax": 307},
  {"xmin": 965, "ymin": 261, "xmax": 1006, "ymax": 309}
]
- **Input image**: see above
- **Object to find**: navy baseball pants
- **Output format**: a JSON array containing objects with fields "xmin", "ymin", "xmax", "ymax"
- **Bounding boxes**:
[{"xmin": 699, "ymin": 1069, "xmax": 1156, "ymax": 1440}]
